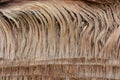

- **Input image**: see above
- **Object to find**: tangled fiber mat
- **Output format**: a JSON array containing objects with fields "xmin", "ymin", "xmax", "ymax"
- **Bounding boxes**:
[{"xmin": 0, "ymin": 0, "xmax": 120, "ymax": 80}]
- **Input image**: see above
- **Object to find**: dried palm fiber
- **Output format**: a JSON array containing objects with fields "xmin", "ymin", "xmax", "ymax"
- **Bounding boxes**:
[
  {"xmin": 86, "ymin": 0, "xmax": 118, "ymax": 3},
  {"xmin": 0, "ymin": 0, "xmax": 120, "ymax": 80}
]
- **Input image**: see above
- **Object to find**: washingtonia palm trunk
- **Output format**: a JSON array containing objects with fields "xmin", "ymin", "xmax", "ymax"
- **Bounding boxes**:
[{"xmin": 0, "ymin": 0, "xmax": 120, "ymax": 80}]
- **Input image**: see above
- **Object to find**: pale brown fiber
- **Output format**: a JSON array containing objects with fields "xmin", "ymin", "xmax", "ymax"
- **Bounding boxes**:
[{"xmin": 0, "ymin": 0, "xmax": 120, "ymax": 80}]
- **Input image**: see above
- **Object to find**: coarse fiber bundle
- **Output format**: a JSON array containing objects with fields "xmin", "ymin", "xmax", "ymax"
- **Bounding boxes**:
[{"xmin": 0, "ymin": 0, "xmax": 120, "ymax": 80}]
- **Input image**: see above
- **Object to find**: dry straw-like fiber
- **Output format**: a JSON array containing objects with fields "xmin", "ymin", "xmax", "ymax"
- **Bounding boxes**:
[{"xmin": 0, "ymin": 0, "xmax": 120, "ymax": 80}]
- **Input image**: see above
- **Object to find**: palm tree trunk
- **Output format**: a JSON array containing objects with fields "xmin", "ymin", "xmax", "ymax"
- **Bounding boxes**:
[{"xmin": 0, "ymin": 0, "xmax": 120, "ymax": 80}]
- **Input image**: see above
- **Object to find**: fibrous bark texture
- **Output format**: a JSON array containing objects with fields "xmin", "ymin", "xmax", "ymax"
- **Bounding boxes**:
[
  {"xmin": 87, "ymin": 0, "xmax": 118, "ymax": 3},
  {"xmin": 0, "ymin": 0, "xmax": 120, "ymax": 80}
]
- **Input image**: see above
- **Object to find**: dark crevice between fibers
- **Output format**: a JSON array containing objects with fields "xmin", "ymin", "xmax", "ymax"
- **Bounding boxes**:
[
  {"xmin": 0, "ymin": 0, "xmax": 13, "ymax": 8},
  {"xmin": 0, "ymin": 0, "xmax": 12, "ymax": 4}
]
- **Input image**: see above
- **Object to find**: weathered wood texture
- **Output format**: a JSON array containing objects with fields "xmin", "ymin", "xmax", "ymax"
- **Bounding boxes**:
[{"xmin": 0, "ymin": 0, "xmax": 120, "ymax": 80}]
